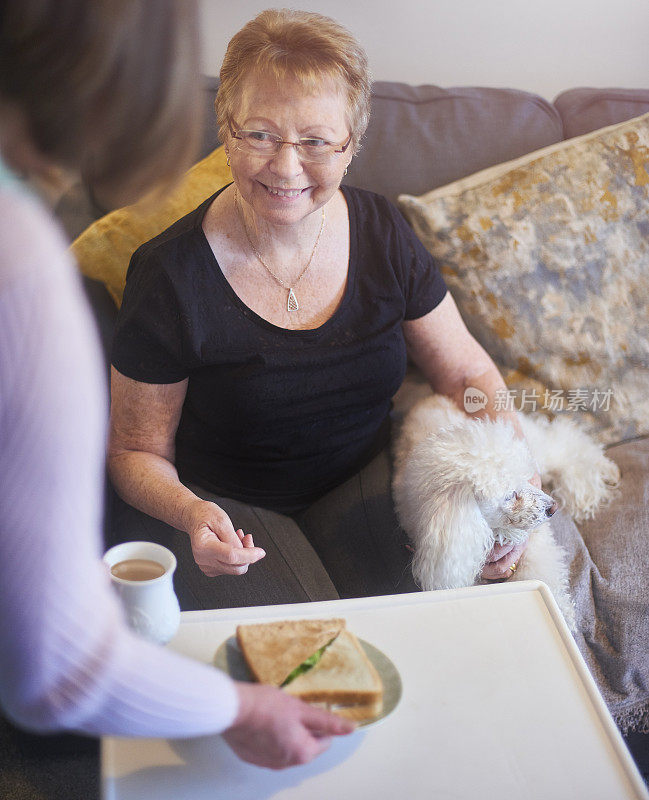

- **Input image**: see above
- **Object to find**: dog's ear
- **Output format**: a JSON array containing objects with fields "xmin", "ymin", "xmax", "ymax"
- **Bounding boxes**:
[{"xmin": 408, "ymin": 481, "xmax": 494, "ymax": 591}]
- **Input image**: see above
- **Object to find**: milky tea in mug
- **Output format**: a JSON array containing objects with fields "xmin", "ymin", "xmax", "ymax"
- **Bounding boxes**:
[
  {"xmin": 111, "ymin": 558, "xmax": 166, "ymax": 581},
  {"xmin": 103, "ymin": 541, "xmax": 180, "ymax": 644}
]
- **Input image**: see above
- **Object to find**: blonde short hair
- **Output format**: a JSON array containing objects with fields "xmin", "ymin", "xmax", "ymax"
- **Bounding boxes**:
[{"xmin": 216, "ymin": 9, "xmax": 371, "ymax": 154}]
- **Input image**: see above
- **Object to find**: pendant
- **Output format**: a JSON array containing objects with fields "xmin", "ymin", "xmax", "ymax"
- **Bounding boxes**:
[{"xmin": 287, "ymin": 288, "xmax": 299, "ymax": 312}]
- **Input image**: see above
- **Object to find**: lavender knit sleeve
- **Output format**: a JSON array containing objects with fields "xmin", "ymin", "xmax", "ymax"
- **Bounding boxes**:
[{"xmin": 0, "ymin": 190, "xmax": 238, "ymax": 737}]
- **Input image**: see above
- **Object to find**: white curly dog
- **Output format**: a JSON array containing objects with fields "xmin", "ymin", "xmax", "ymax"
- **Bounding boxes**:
[{"xmin": 392, "ymin": 391, "xmax": 620, "ymax": 631}]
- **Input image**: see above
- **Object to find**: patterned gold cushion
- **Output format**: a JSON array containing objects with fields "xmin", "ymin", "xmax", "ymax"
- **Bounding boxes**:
[
  {"xmin": 71, "ymin": 146, "xmax": 231, "ymax": 306},
  {"xmin": 398, "ymin": 113, "xmax": 649, "ymax": 445}
]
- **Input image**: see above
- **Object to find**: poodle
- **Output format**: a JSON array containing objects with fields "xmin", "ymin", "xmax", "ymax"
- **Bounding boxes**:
[{"xmin": 392, "ymin": 392, "xmax": 620, "ymax": 630}]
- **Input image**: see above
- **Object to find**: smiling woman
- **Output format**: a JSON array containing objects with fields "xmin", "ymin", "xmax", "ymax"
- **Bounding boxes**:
[
  {"xmin": 223, "ymin": 72, "xmax": 352, "ymax": 236},
  {"xmin": 107, "ymin": 8, "xmax": 530, "ymax": 612}
]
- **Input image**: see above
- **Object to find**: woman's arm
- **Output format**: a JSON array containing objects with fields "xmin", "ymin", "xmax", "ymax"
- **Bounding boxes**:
[
  {"xmin": 0, "ymin": 199, "xmax": 237, "ymax": 736},
  {"xmin": 108, "ymin": 368, "xmax": 265, "ymax": 576},
  {"xmin": 403, "ymin": 293, "xmax": 523, "ymax": 434},
  {"xmin": 402, "ymin": 293, "xmax": 539, "ymax": 579}
]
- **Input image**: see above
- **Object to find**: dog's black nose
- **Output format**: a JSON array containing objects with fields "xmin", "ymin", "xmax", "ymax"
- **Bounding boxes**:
[{"xmin": 546, "ymin": 502, "xmax": 558, "ymax": 517}]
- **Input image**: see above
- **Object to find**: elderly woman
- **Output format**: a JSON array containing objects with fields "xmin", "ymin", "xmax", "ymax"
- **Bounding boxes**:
[{"xmin": 108, "ymin": 8, "xmax": 533, "ymax": 607}]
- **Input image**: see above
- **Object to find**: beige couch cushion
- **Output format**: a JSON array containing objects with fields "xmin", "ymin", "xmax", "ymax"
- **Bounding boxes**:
[
  {"xmin": 345, "ymin": 82, "xmax": 562, "ymax": 204},
  {"xmin": 398, "ymin": 112, "xmax": 649, "ymax": 446},
  {"xmin": 554, "ymin": 87, "xmax": 649, "ymax": 139}
]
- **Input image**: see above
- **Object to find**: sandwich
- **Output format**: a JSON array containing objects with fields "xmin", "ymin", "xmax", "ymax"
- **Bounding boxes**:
[{"xmin": 236, "ymin": 618, "xmax": 383, "ymax": 722}]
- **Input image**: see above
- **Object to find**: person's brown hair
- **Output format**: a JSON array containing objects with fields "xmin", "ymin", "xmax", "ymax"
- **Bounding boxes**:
[
  {"xmin": 0, "ymin": 0, "xmax": 202, "ymax": 203},
  {"xmin": 216, "ymin": 9, "xmax": 372, "ymax": 155}
]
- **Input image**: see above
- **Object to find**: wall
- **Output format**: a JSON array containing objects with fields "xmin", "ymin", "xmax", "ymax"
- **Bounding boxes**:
[{"xmin": 199, "ymin": 0, "xmax": 649, "ymax": 99}]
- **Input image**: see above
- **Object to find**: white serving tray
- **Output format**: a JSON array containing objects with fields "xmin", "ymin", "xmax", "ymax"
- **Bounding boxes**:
[{"xmin": 101, "ymin": 581, "xmax": 649, "ymax": 800}]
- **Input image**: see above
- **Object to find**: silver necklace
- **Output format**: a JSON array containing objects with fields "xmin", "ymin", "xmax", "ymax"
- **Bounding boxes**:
[{"xmin": 235, "ymin": 189, "xmax": 325, "ymax": 312}]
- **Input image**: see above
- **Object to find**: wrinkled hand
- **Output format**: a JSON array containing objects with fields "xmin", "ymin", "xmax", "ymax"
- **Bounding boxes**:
[
  {"xmin": 481, "ymin": 540, "xmax": 528, "ymax": 581},
  {"xmin": 185, "ymin": 499, "xmax": 265, "ymax": 577},
  {"xmin": 223, "ymin": 682, "xmax": 355, "ymax": 770}
]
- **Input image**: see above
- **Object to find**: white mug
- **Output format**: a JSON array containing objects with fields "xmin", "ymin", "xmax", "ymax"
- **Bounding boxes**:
[{"xmin": 103, "ymin": 541, "xmax": 181, "ymax": 645}]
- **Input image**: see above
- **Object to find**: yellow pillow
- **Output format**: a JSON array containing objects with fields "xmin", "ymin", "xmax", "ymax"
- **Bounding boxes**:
[{"xmin": 70, "ymin": 146, "xmax": 231, "ymax": 306}]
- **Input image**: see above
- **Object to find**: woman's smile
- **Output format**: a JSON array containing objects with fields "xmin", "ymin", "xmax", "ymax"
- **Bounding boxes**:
[
  {"xmin": 262, "ymin": 184, "xmax": 309, "ymax": 199},
  {"xmin": 227, "ymin": 73, "xmax": 352, "ymax": 230}
]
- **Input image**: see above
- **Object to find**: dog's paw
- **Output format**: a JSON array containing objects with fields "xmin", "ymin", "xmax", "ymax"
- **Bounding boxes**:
[
  {"xmin": 550, "ymin": 455, "xmax": 620, "ymax": 521},
  {"xmin": 530, "ymin": 415, "xmax": 621, "ymax": 521}
]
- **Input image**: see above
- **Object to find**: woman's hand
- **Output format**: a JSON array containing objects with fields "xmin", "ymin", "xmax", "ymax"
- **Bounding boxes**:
[
  {"xmin": 185, "ymin": 499, "xmax": 266, "ymax": 577},
  {"xmin": 223, "ymin": 682, "xmax": 355, "ymax": 769},
  {"xmin": 481, "ymin": 540, "xmax": 528, "ymax": 581}
]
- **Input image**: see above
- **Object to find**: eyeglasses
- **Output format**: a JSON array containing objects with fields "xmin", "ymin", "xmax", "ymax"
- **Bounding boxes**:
[{"xmin": 229, "ymin": 122, "xmax": 352, "ymax": 164}]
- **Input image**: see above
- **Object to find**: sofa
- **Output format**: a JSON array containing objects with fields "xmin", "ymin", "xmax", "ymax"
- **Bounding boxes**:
[
  {"xmin": 63, "ymin": 79, "xmax": 649, "ymax": 447},
  {"xmin": 44, "ymin": 77, "xmax": 649, "ymax": 790}
]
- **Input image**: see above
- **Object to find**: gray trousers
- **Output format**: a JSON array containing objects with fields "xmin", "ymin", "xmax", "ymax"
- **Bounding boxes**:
[{"xmin": 107, "ymin": 448, "xmax": 419, "ymax": 611}]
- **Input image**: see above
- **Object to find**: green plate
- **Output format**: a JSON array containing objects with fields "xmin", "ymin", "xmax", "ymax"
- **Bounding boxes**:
[{"xmin": 214, "ymin": 634, "xmax": 402, "ymax": 729}]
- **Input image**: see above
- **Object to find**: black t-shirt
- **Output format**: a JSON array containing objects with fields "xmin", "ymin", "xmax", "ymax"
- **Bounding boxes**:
[{"xmin": 112, "ymin": 184, "xmax": 447, "ymax": 510}]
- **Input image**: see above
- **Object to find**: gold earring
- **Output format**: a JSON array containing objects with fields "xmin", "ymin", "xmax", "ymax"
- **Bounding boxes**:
[
  {"xmin": 226, "ymin": 154, "xmax": 231, "ymax": 167},
  {"xmin": 343, "ymin": 167, "xmax": 348, "ymax": 177}
]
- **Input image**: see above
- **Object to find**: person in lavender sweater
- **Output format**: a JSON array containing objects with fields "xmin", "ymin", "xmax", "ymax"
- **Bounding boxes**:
[{"xmin": 0, "ymin": 0, "xmax": 353, "ymax": 769}]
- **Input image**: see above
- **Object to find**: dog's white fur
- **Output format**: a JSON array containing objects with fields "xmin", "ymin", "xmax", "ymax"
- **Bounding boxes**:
[{"xmin": 392, "ymin": 393, "xmax": 620, "ymax": 630}]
